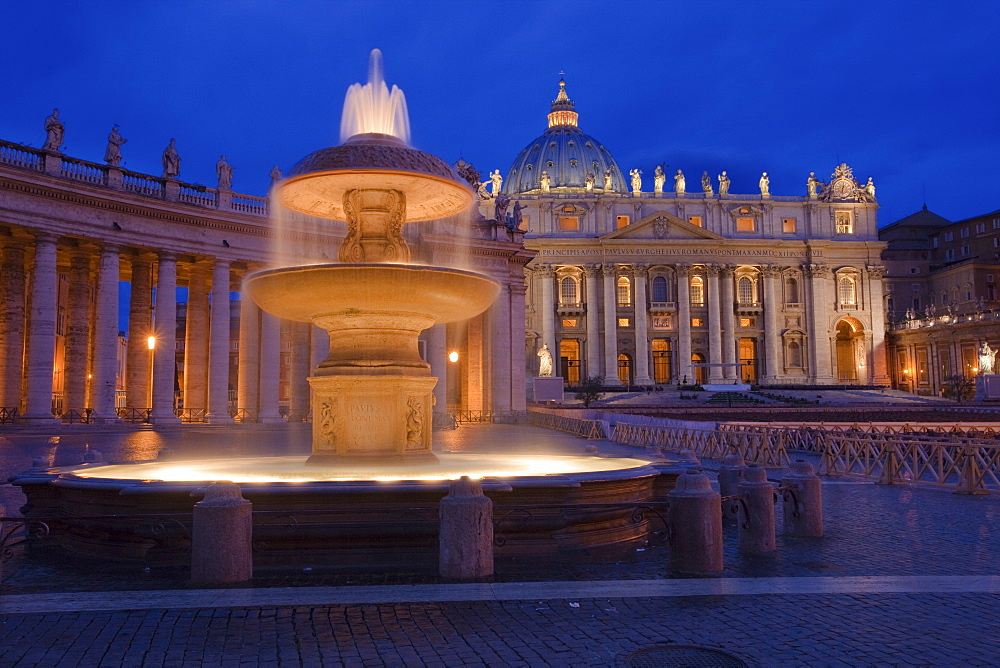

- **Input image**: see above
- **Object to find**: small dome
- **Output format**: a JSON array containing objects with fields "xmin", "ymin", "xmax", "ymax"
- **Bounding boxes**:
[{"xmin": 504, "ymin": 80, "xmax": 627, "ymax": 194}]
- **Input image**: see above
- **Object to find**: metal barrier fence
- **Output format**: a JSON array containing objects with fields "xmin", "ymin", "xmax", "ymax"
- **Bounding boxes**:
[
  {"xmin": 526, "ymin": 411, "xmax": 607, "ymax": 439},
  {"xmin": 0, "ymin": 407, "xmax": 19, "ymax": 424},
  {"xmin": 451, "ymin": 410, "xmax": 494, "ymax": 425}
]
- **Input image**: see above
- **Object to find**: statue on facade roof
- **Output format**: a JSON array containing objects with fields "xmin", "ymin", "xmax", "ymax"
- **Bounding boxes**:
[
  {"xmin": 269, "ymin": 165, "xmax": 283, "ymax": 186},
  {"xmin": 701, "ymin": 171, "xmax": 712, "ymax": 195},
  {"xmin": 653, "ymin": 165, "xmax": 665, "ymax": 193},
  {"xmin": 103, "ymin": 126, "xmax": 126, "ymax": 167},
  {"xmin": 511, "ymin": 201, "xmax": 524, "ymax": 229},
  {"xmin": 807, "ymin": 172, "xmax": 819, "ymax": 197},
  {"xmin": 540, "ymin": 171, "xmax": 551, "ymax": 192},
  {"xmin": 603, "ymin": 168, "xmax": 613, "ymax": 191},
  {"xmin": 161, "ymin": 139, "xmax": 181, "ymax": 178},
  {"xmin": 979, "ymin": 341, "xmax": 996, "ymax": 375},
  {"xmin": 629, "ymin": 168, "xmax": 642, "ymax": 194},
  {"xmin": 674, "ymin": 169, "xmax": 686, "ymax": 195},
  {"xmin": 584, "ymin": 171, "xmax": 595, "ymax": 191},
  {"xmin": 489, "ymin": 169, "xmax": 503, "ymax": 197},
  {"xmin": 42, "ymin": 108, "xmax": 64, "ymax": 152},
  {"xmin": 718, "ymin": 170, "xmax": 730, "ymax": 195},
  {"xmin": 759, "ymin": 172, "xmax": 770, "ymax": 197},
  {"xmin": 216, "ymin": 155, "xmax": 233, "ymax": 190},
  {"xmin": 864, "ymin": 177, "xmax": 876, "ymax": 200},
  {"xmin": 494, "ymin": 192, "xmax": 510, "ymax": 224}
]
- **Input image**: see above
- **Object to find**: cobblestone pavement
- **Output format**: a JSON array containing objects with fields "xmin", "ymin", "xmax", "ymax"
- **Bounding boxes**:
[{"xmin": 2, "ymin": 423, "xmax": 999, "ymax": 666}]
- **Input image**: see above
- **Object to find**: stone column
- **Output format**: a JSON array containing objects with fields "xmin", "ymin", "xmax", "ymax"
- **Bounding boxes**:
[
  {"xmin": 150, "ymin": 253, "xmax": 180, "ymax": 423},
  {"xmin": 90, "ymin": 245, "xmax": 121, "ymax": 421},
  {"xmin": 762, "ymin": 265, "xmax": 782, "ymax": 382},
  {"xmin": 0, "ymin": 242, "xmax": 27, "ymax": 409},
  {"xmin": 602, "ymin": 263, "xmax": 621, "ymax": 385},
  {"xmin": 867, "ymin": 265, "xmax": 889, "ymax": 385},
  {"xmin": 182, "ymin": 262, "xmax": 210, "ymax": 413},
  {"xmin": 536, "ymin": 265, "xmax": 556, "ymax": 368},
  {"xmin": 427, "ymin": 324, "xmax": 448, "ymax": 416},
  {"xmin": 806, "ymin": 263, "xmax": 834, "ymax": 383},
  {"xmin": 288, "ymin": 321, "xmax": 311, "ymax": 421},
  {"xmin": 509, "ymin": 280, "xmax": 528, "ymax": 415},
  {"xmin": 257, "ymin": 311, "xmax": 283, "ymax": 423},
  {"xmin": 237, "ymin": 293, "xmax": 261, "ymax": 415},
  {"xmin": 706, "ymin": 265, "xmax": 723, "ymax": 383},
  {"xmin": 22, "ymin": 233, "xmax": 59, "ymax": 423},
  {"xmin": 489, "ymin": 284, "xmax": 512, "ymax": 420},
  {"xmin": 63, "ymin": 248, "xmax": 93, "ymax": 412},
  {"xmin": 632, "ymin": 264, "xmax": 652, "ymax": 385},
  {"xmin": 206, "ymin": 259, "xmax": 233, "ymax": 424},
  {"xmin": 583, "ymin": 265, "xmax": 601, "ymax": 380},
  {"xmin": 720, "ymin": 266, "xmax": 737, "ymax": 380},
  {"xmin": 126, "ymin": 254, "xmax": 154, "ymax": 409},
  {"xmin": 676, "ymin": 264, "xmax": 692, "ymax": 384}
]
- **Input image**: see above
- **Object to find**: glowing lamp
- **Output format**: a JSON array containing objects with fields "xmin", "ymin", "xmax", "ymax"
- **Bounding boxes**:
[
  {"xmin": 448, "ymin": 351, "xmax": 459, "ymax": 363},
  {"xmin": 147, "ymin": 336, "xmax": 156, "ymax": 350}
]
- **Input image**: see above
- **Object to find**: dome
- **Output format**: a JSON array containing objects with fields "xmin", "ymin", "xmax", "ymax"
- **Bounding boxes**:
[{"xmin": 503, "ymin": 80, "xmax": 627, "ymax": 195}]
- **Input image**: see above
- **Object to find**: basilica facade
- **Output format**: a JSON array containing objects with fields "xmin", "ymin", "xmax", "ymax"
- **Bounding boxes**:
[{"xmin": 503, "ymin": 82, "xmax": 888, "ymax": 387}]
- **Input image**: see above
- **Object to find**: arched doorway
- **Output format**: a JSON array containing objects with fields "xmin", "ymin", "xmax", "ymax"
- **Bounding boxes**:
[
  {"xmin": 617, "ymin": 353, "xmax": 633, "ymax": 385},
  {"xmin": 559, "ymin": 339, "xmax": 581, "ymax": 384},
  {"xmin": 739, "ymin": 338, "xmax": 758, "ymax": 383},
  {"xmin": 835, "ymin": 318, "xmax": 865, "ymax": 383},
  {"xmin": 691, "ymin": 353, "xmax": 707, "ymax": 385}
]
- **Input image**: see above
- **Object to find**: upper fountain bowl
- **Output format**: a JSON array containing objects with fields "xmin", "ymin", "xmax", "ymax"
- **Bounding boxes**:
[{"xmin": 277, "ymin": 133, "xmax": 474, "ymax": 222}]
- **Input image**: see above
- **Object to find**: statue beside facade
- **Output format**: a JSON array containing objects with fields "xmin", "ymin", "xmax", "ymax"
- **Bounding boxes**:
[
  {"xmin": 718, "ymin": 170, "xmax": 730, "ymax": 195},
  {"xmin": 103, "ymin": 126, "xmax": 126, "ymax": 166},
  {"xmin": 453, "ymin": 159, "xmax": 480, "ymax": 189},
  {"xmin": 629, "ymin": 168, "xmax": 642, "ymax": 194},
  {"xmin": 161, "ymin": 139, "xmax": 181, "ymax": 178},
  {"xmin": 701, "ymin": 171, "xmax": 712, "ymax": 194},
  {"xmin": 603, "ymin": 168, "xmax": 613, "ymax": 191},
  {"xmin": 540, "ymin": 171, "xmax": 551, "ymax": 192},
  {"xmin": 511, "ymin": 201, "xmax": 524, "ymax": 229},
  {"xmin": 537, "ymin": 343, "xmax": 553, "ymax": 377},
  {"xmin": 584, "ymin": 171, "xmax": 595, "ymax": 191},
  {"xmin": 674, "ymin": 169, "xmax": 686, "ymax": 194},
  {"xmin": 653, "ymin": 165, "xmax": 665, "ymax": 193},
  {"xmin": 979, "ymin": 341, "xmax": 997, "ymax": 375},
  {"xmin": 216, "ymin": 155, "xmax": 233, "ymax": 190},
  {"xmin": 489, "ymin": 169, "xmax": 503, "ymax": 196},
  {"xmin": 759, "ymin": 172, "xmax": 770, "ymax": 197},
  {"xmin": 494, "ymin": 192, "xmax": 511, "ymax": 224},
  {"xmin": 42, "ymin": 108, "xmax": 64, "ymax": 152},
  {"xmin": 807, "ymin": 171, "xmax": 820, "ymax": 197}
]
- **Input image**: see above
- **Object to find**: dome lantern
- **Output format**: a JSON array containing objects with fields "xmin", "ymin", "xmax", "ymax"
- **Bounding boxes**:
[{"xmin": 548, "ymin": 78, "xmax": 578, "ymax": 129}]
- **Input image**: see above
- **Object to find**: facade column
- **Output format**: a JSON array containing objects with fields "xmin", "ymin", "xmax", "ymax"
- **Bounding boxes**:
[
  {"xmin": 90, "ymin": 244, "xmax": 121, "ymax": 421},
  {"xmin": 720, "ymin": 265, "xmax": 737, "ymax": 380},
  {"xmin": 806, "ymin": 263, "xmax": 834, "ymax": 383},
  {"xmin": 150, "ymin": 252, "xmax": 181, "ymax": 423},
  {"xmin": 602, "ymin": 263, "xmax": 621, "ymax": 385},
  {"xmin": 0, "ymin": 242, "xmax": 27, "ymax": 409},
  {"xmin": 237, "ymin": 291, "xmax": 261, "ymax": 417},
  {"xmin": 63, "ymin": 248, "xmax": 93, "ymax": 412},
  {"xmin": 126, "ymin": 254, "xmax": 154, "ymax": 409},
  {"xmin": 536, "ymin": 264, "xmax": 556, "ymax": 372},
  {"xmin": 632, "ymin": 264, "xmax": 652, "ymax": 385},
  {"xmin": 509, "ymin": 279, "xmax": 528, "ymax": 416},
  {"xmin": 288, "ymin": 321, "xmax": 311, "ymax": 421},
  {"xmin": 676, "ymin": 264, "xmax": 692, "ymax": 384},
  {"xmin": 182, "ymin": 262, "xmax": 210, "ymax": 413},
  {"xmin": 489, "ymin": 284, "xmax": 513, "ymax": 420},
  {"xmin": 583, "ymin": 265, "xmax": 601, "ymax": 380},
  {"xmin": 427, "ymin": 324, "xmax": 448, "ymax": 417},
  {"xmin": 867, "ymin": 265, "xmax": 889, "ymax": 385},
  {"xmin": 706, "ymin": 264, "xmax": 724, "ymax": 383},
  {"xmin": 205, "ymin": 259, "xmax": 233, "ymax": 423},
  {"xmin": 257, "ymin": 311, "xmax": 283, "ymax": 423},
  {"xmin": 22, "ymin": 233, "xmax": 59, "ymax": 423},
  {"xmin": 762, "ymin": 265, "xmax": 782, "ymax": 382}
]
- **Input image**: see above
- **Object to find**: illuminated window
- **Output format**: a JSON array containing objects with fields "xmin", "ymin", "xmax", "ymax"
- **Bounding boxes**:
[
  {"xmin": 559, "ymin": 216, "xmax": 579, "ymax": 230},
  {"xmin": 738, "ymin": 277, "xmax": 755, "ymax": 305},
  {"xmin": 651, "ymin": 276, "xmax": 668, "ymax": 302},
  {"xmin": 617, "ymin": 276, "xmax": 632, "ymax": 307},
  {"xmin": 835, "ymin": 211, "xmax": 853, "ymax": 234},
  {"xmin": 617, "ymin": 317, "xmax": 631, "ymax": 327},
  {"xmin": 736, "ymin": 217, "xmax": 755, "ymax": 232},
  {"xmin": 616, "ymin": 215, "xmax": 630, "ymax": 228},
  {"xmin": 561, "ymin": 318, "xmax": 578, "ymax": 328},
  {"xmin": 782, "ymin": 218, "xmax": 796, "ymax": 233},
  {"xmin": 740, "ymin": 317, "xmax": 753, "ymax": 327},
  {"xmin": 691, "ymin": 317, "xmax": 704, "ymax": 327},
  {"xmin": 690, "ymin": 276, "xmax": 704, "ymax": 306},
  {"xmin": 688, "ymin": 216, "xmax": 702, "ymax": 227},
  {"xmin": 559, "ymin": 276, "xmax": 579, "ymax": 305},
  {"xmin": 839, "ymin": 277, "xmax": 857, "ymax": 305}
]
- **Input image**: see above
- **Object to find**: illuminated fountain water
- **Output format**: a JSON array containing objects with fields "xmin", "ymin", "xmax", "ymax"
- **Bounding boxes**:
[{"xmin": 12, "ymin": 51, "xmax": 673, "ymax": 567}]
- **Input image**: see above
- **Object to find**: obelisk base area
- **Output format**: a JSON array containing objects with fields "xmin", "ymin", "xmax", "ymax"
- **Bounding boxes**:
[{"xmin": 306, "ymin": 375, "xmax": 438, "ymax": 465}]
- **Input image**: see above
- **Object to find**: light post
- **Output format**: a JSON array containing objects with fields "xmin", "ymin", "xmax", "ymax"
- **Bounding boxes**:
[{"xmin": 147, "ymin": 335, "xmax": 156, "ymax": 409}]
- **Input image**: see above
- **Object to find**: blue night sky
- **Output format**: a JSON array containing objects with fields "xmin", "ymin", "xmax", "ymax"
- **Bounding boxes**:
[{"xmin": 3, "ymin": 1, "xmax": 998, "ymax": 227}]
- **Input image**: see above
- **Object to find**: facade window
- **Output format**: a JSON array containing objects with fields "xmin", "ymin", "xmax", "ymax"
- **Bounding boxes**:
[
  {"xmin": 691, "ymin": 317, "xmax": 704, "ymax": 327},
  {"xmin": 945, "ymin": 231, "xmax": 954, "ymax": 242},
  {"xmin": 559, "ymin": 216, "xmax": 579, "ymax": 230},
  {"xmin": 559, "ymin": 276, "xmax": 579, "ymax": 305},
  {"xmin": 988, "ymin": 274, "xmax": 995, "ymax": 283},
  {"xmin": 932, "ymin": 236, "xmax": 938, "ymax": 248},
  {"xmin": 739, "ymin": 317, "xmax": 753, "ymax": 327},
  {"xmin": 976, "ymin": 223, "xmax": 986, "ymax": 234},
  {"xmin": 910, "ymin": 267, "xmax": 919, "ymax": 274},
  {"xmin": 616, "ymin": 276, "xmax": 631, "ymax": 307},
  {"xmin": 993, "ymin": 238, "xmax": 1000, "ymax": 248},
  {"xmin": 690, "ymin": 276, "xmax": 705, "ymax": 306},
  {"xmin": 911, "ymin": 283, "xmax": 920, "ymax": 292},
  {"xmin": 736, "ymin": 217, "xmax": 755, "ymax": 232},
  {"xmin": 994, "ymin": 218, "xmax": 1000, "ymax": 229},
  {"xmin": 617, "ymin": 354, "xmax": 633, "ymax": 385},
  {"xmin": 782, "ymin": 218, "xmax": 796, "ymax": 233},
  {"xmin": 944, "ymin": 249, "xmax": 955, "ymax": 261},
  {"xmin": 688, "ymin": 216, "xmax": 702, "ymax": 227},
  {"xmin": 737, "ymin": 277, "xmax": 755, "ymax": 305},
  {"xmin": 912, "ymin": 297, "xmax": 921, "ymax": 310},
  {"xmin": 835, "ymin": 211, "xmax": 853, "ymax": 234},
  {"xmin": 651, "ymin": 276, "xmax": 668, "ymax": 302},
  {"xmin": 652, "ymin": 339, "xmax": 671, "ymax": 384},
  {"xmin": 961, "ymin": 227, "xmax": 970, "ymax": 238},
  {"xmin": 961, "ymin": 245, "xmax": 970, "ymax": 256},
  {"xmin": 561, "ymin": 318, "xmax": 578, "ymax": 328},
  {"xmin": 785, "ymin": 277, "xmax": 799, "ymax": 303},
  {"xmin": 616, "ymin": 215, "xmax": 630, "ymax": 228},
  {"xmin": 617, "ymin": 317, "xmax": 630, "ymax": 327},
  {"xmin": 839, "ymin": 277, "xmax": 857, "ymax": 306}
]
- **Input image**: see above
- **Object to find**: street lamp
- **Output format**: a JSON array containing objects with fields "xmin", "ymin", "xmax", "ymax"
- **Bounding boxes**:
[{"xmin": 448, "ymin": 351, "xmax": 459, "ymax": 363}]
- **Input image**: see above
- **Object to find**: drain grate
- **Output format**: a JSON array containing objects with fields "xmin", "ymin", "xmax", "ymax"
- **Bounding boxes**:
[{"xmin": 625, "ymin": 644, "xmax": 748, "ymax": 667}]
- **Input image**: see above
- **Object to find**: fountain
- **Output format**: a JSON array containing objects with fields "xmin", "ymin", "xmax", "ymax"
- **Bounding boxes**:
[{"xmin": 11, "ymin": 51, "xmax": 676, "ymax": 569}]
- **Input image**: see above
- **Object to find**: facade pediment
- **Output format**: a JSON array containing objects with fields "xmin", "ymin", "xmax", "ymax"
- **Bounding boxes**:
[{"xmin": 601, "ymin": 211, "xmax": 724, "ymax": 241}]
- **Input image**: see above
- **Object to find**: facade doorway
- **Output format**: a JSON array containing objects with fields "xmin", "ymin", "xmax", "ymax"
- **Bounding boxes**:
[
  {"xmin": 559, "ymin": 338, "xmax": 581, "ymax": 384},
  {"xmin": 652, "ymin": 338, "xmax": 671, "ymax": 383},
  {"xmin": 738, "ymin": 338, "xmax": 758, "ymax": 383},
  {"xmin": 617, "ymin": 353, "xmax": 633, "ymax": 385},
  {"xmin": 691, "ymin": 353, "xmax": 707, "ymax": 385},
  {"xmin": 835, "ymin": 319, "xmax": 864, "ymax": 383}
]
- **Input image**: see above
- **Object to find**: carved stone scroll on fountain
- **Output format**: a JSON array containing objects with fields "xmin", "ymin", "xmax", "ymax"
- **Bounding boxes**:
[{"xmin": 339, "ymin": 188, "xmax": 410, "ymax": 263}]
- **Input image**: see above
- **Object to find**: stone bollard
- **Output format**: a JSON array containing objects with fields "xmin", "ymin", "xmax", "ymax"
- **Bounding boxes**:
[
  {"xmin": 736, "ymin": 466, "xmax": 776, "ymax": 553},
  {"xmin": 678, "ymin": 449, "xmax": 701, "ymax": 468},
  {"xmin": 0, "ymin": 501, "xmax": 5, "ymax": 584},
  {"xmin": 191, "ymin": 482, "xmax": 253, "ymax": 584},
  {"xmin": 83, "ymin": 450, "xmax": 104, "ymax": 463},
  {"xmin": 31, "ymin": 458, "xmax": 49, "ymax": 469},
  {"xmin": 718, "ymin": 453, "xmax": 746, "ymax": 499},
  {"xmin": 667, "ymin": 470, "xmax": 723, "ymax": 573},
  {"xmin": 781, "ymin": 459, "xmax": 823, "ymax": 537},
  {"xmin": 439, "ymin": 476, "xmax": 494, "ymax": 579}
]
